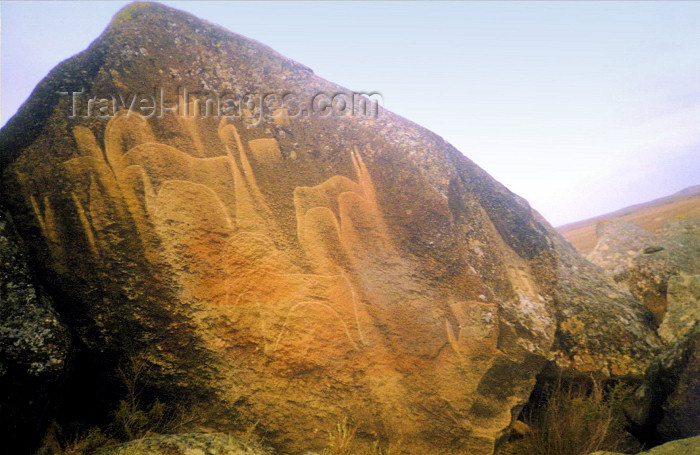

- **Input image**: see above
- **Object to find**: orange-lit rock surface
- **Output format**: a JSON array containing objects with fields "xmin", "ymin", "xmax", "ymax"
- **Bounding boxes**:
[{"xmin": 0, "ymin": 3, "xmax": 660, "ymax": 453}]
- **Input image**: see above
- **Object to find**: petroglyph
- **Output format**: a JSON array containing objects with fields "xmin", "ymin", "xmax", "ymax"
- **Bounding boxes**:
[
  {"xmin": 2, "ymin": 6, "xmax": 660, "ymax": 450},
  {"xmin": 28, "ymin": 194, "xmax": 60, "ymax": 247},
  {"xmin": 19, "ymin": 111, "xmax": 379, "ymax": 362},
  {"xmin": 294, "ymin": 147, "xmax": 395, "ymax": 276},
  {"xmin": 248, "ymin": 138, "xmax": 283, "ymax": 166},
  {"xmin": 445, "ymin": 300, "xmax": 499, "ymax": 357},
  {"xmin": 70, "ymin": 193, "xmax": 99, "ymax": 257}
]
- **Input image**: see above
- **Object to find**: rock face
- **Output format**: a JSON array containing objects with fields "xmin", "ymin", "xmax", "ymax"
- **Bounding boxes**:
[
  {"xmin": 639, "ymin": 218, "xmax": 700, "ymax": 341},
  {"xmin": 650, "ymin": 324, "xmax": 700, "ymax": 440},
  {"xmin": 0, "ymin": 3, "xmax": 660, "ymax": 453},
  {"xmin": 587, "ymin": 217, "xmax": 700, "ymax": 338},
  {"xmin": 586, "ymin": 221, "xmax": 658, "ymax": 277},
  {"xmin": 589, "ymin": 217, "xmax": 700, "ymax": 443},
  {"xmin": 0, "ymin": 211, "xmax": 71, "ymax": 453},
  {"xmin": 614, "ymin": 218, "xmax": 700, "ymax": 337},
  {"xmin": 549, "ymin": 230, "xmax": 660, "ymax": 378}
]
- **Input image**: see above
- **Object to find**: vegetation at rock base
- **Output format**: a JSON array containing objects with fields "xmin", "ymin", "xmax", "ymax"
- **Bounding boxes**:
[
  {"xmin": 323, "ymin": 418, "xmax": 357, "ymax": 455},
  {"xmin": 34, "ymin": 354, "xmax": 644, "ymax": 455},
  {"xmin": 502, "ymin": 377, "xmax": 641, "ymax": 455},
  {"xmin": 35, "ymin": 352, "xmax": 406, "ymax": 455},
  {"xmin": 36, "ymin": 353, "xmax": 193, "ymax": 454},
  {"xmin": 320, "ymin": 418, "xmax": 405, "ymax": 455}
]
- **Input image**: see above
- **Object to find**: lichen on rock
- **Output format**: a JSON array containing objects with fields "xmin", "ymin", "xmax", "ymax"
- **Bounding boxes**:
[{"xmin": 0, "ymin": 210, "xmax": 71, "ymax": 454}]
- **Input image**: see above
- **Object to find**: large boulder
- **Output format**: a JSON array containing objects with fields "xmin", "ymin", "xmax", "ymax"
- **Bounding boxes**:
[
  {"xmin": 596, "ymin": 218, "xmax": 700, "ymax": 443},
  {"xmin": 617, "ymin": 217, "xmax": 700, "ymax": 335},
  {"xmin": 547, "ymin": 229, "xmax": 660, "ymax": 379},
  {"xmin": 0, "ymin": 3, "xmax": 660, "ymax": 452},
  {"xmin": 0, "ymin": 211, "xmax": 71, "ymax": 454},
  {"xmin": 586, "ymin": 221, "xmax": 657, "ymax": 276}
]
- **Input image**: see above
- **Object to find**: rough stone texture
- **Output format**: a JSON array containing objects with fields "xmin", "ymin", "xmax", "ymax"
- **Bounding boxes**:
[
  {"xmin": 548, "ymin": 230, "xmax": 660, "ymax": 379},
  {"xmin": 617, "ymin": 217, "xmax": 700, "ymax": 335},
  {"xmin": 586, "ymin": 221, "xmax": 657, "ymax": 276},
  {"xmin": 0, "ymin": 210, "xmax": 71, "ymax": 454},
  {"xmin": 641, "ymin": 435, "xmax": 700, "ymax": 455},
  {"xmin": 642, "ymin": 323, "xmax": 700, "ymax": 441},
  {"xmin": 95, "ymin": 433, "xmax": 274, "ymax": 455},
  {"xmin": 590, "ymin": 434, "xmax": 700, "ymax": 455},
  {"xmin": 591, "ymin": 218, "xmax": 700, "ymax": 444},
  {"xmin": 661, "ymin": 273, "xmax": 700, "ymax": 343},
  {"xmin": 621, "ymin": 248, "xmax": 675, "ymax": 325},
  {"xmin": 654, "ymin": 218, "xmax": 700, "ymax": 342},
  {"xmin": 0, "ymin": 3, "xmax": 661, "ymax": 453}
]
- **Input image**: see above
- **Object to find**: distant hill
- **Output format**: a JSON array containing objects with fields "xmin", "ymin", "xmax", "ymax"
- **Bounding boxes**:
[{"xmin": 558, "ymin": 185, "xmax": 700, "ymax": 251}]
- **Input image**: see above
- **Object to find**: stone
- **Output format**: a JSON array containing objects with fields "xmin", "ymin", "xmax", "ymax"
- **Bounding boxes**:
[
  {"xmin": 590, "ymin": 434, "xmax": 700, "ymax": 455},
  {"xmin": 94, "ymin": 433, "xmax": 274, "ymax": 455},
  {"xmin": 586, "ymin": 221, "xmax": 657, "ymax": 277},
  {"xmin": 586, "ymin": 216, "xmax": 700, "ymax": 341},
  {"xmin": 0, "ymin": 2, "xmax": 661, "ymax": 453},
  {"xmin": 0, "ymin": 210, "xmax": 71, "ymax": 454},
  {"xmin": 547, "ymin": 229, "xmax": 660, "ymax": 379},
  {"xmin": 646, "ymin": 323, "xmax": 700, "ymax": 441},
  {"xmin": 590, "ymin": 218, "xmax": 700, "ymax": 444},
  {"xmin": 620, "ymin": 217, "xmax": 700, "ymax": 336},
  {"xmin": 641, "ymin": 435, "xmax": 700, "ymax": 455}
]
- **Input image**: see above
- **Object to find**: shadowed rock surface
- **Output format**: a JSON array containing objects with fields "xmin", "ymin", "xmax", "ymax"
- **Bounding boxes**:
[
  {"xmin": 653, "ymin": 324, "xmax": 700, "ymax": 440},
  {"xmin": 589, "ymin": 217, "xmax": 700, "ymax": 444},
  {"xmin": 95, "ymin": 433, "xmax": 274, "ymax": 455},
  {"xmin": 629, "ymin": 323, "xmax": 700, "ymax": 443},
  {"xmin": 0, "ymin": 3, "xmax": 661, "ymax": 453},
  {"xmin": 0, "ymin": 211, "xmax": 71, "ymax": 454}
]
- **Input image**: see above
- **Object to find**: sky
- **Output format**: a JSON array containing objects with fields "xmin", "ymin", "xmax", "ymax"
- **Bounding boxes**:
[{"xmin": 2, "ymin": 1, "xmax": 699, "ymax": 226}]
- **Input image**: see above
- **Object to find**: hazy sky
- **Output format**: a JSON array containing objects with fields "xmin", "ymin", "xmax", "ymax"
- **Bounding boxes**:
[{"xmin": 2, "ymin": 1, "xmax": 699, "ymax": 226}]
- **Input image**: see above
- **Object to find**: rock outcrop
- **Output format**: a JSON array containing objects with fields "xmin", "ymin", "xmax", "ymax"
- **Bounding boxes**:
[
  {"xmin": 0, "ymin": 211, "xmax": 71, "ymax": 454},
  {"xmin": 0, "ymin": 3, "xmax": 661, "ymax": 453},
  {"xmin": 557, "ymin": 185, "xmax": 700, "ymax": 253},
  {"xmin": 586, "ymin": 221, "xmax": 658, "ymax": 277},
  {"xmin": 604, "ymin": 217, "xmax": 700, "ymax": 337},
  {"xmin": 588, "ymin": 217, "xmax": 700, "ymax": 443},
  {"xmin": 549, "ymin": 230, "xmax": 660, "ymax": 378}
]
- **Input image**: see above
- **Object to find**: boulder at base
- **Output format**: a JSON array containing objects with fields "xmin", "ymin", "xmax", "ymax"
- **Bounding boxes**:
[
  {"xmin": 590, "ymin": 434, "xmax": 700, "ymax": 455},
  {"xmin": 95, "ymin": 433, "xmax": 273, "ymax": 455}
]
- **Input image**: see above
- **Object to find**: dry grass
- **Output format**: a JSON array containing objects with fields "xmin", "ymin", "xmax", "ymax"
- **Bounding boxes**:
[
  {"xmin": 516, "ymin": 377, "xmax": 637, "ymax": 455},
  {"xmin": 321, "ymin": 418, "xmax": 404, "ymax": 455},
  {"xmin": 38, "ymin": 353, "xmax": 193, "ymax": 455},
  {"xmin": 366, "ymin": 438, "xmax": 405, "ymax": 455},
  {"xmin": 323, "ymin": 418, "xmax": 357, "ymax": 455}
]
